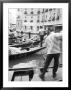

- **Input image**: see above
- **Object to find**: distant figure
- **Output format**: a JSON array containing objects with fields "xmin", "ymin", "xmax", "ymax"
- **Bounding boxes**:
[
  {"xmin": 39, "ymin": 31, "xmax": 44, "ymax": 47},
  {"xmin": 39, "ymin": 30, "xmax": 62, "ymax": 81}
]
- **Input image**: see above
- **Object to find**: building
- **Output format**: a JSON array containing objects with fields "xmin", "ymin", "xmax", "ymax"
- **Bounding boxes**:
[
  {"xmin": 16, "ymin": 8, "xmax": 62, "ymax": 33},
  {"xmin": 8, "ymin": 8, "xmax": 62, "ymax": 44}
]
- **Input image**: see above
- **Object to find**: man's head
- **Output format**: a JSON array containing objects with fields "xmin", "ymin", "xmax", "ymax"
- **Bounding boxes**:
[{"xmin": 55, "ymin": 27, "xmax": 62, "ymax": 33}]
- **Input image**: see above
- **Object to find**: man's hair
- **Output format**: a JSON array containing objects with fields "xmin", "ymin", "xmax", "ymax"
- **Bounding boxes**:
[{"xmin": 47, "ymin": 30, "xmax": 50, "ymax": 35}]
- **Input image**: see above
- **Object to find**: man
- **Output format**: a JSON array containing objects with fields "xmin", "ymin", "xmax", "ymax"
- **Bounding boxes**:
[
  {"xmin": 39, "ymin": 30, "xmax": 62, "ymax": 81},
  {"xmin": 39, "ymin": 30, "xmax": 44, "ymax": 47}
]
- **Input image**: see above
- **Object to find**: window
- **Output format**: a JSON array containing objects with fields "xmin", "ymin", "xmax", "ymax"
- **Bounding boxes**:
[
  {"xmin": 24, "ymin": 20, "xmax": 27, "ymax": 22},
  {"xmin": 18, "ymin": 8, "xmax": 20, "ymax": 11},
  {"xmin": 41, "ymin": 20, "xmax": 44, "ymax": 22},
  {"xmin": 37, "ymin": 26, "xmax": 39, "ymax": 31},
  {"xmin": 30, "ymin": 20, "xmax": 33, "ymax": 22},
  {"xmin": 25, "ymin": 26, "xmax": 26, "ymax": 29},
  {"xmin": 52, "ymin": 17, "xmax": 55, "ymax": 21},
  {"xmin": 31, "ymin": 11, "xmax": 34, "ymax": 14},
  {"xmin": 31, "ymin": 16, "xmax": 33, "ymax": 18},
  {"xmin": 37, "ymin": 20, "xmax": 40, "ymax": 23},
  {"xmin": 30, "ymin": 26, "xmax": 33, "ymax": 30},
  {"xmin": 49, "ymin": 9, "xmax": 52, "ymax": 11},
  {"xmin": 37, "ymin": 11, "xmax": 40, "ymax": 14},
  {"xmin": 17, "ymin": 15, "xmax": 20, "ymax": 19},
  {"xmin": 24, "ymin": 11, "xmax": 27, "ymax": 14},
  {"xmin": 18, "ymin": 22, "xmax": 19, "ymax": 26},
  {"xmin": 40, "ymin": 26, "xmax": 43, "ymax": 29},
  {"xmin": 45, "ymin": 9, "xmax": 48, "ymax": 12},
  {"xmin": 56, "ymin": 15, "xmax": 59, "ymax": 20},
  {"xmin": 45, "ymin": 20, "xmax": 47, "ymax": 22},
  {"xmin": 42, "ymin": 9, "xmax": 44, "ymax": 13}
]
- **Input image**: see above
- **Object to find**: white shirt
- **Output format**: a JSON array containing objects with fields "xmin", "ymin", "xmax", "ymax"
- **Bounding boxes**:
[{"xmin": 43, "ymin": 32, "xmax": 62, "ymax": 54}]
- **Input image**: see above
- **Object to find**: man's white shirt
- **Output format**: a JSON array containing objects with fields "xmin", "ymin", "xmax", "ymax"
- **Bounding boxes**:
[{"xmin": 43, "ymin": 32, "xmax": 62, "ymax": 54}]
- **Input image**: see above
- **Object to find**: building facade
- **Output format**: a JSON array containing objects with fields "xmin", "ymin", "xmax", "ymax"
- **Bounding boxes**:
[
  {"xmin": 16, "ymin": 8, "xmax": 62, "ymax": 33},
  {"xmin": 8, "ymin": 8, "xmax": 62, "ymax": 44}
]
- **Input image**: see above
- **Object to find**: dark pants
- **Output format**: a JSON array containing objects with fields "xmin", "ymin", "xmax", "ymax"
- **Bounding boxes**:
[
  {"xmin": 41, "ymin": 53, "xmax": 60, "ymax": 76},
  {"xmin": 40, "ymin": 35, "xmax": 43, "ymax": 47}
]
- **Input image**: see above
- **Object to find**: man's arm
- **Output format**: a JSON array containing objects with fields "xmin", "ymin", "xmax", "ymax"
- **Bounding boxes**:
[
  {"xmin": 55, "ymin": 33, "xmax": 62, "ymax": 40},
  {"xmin": 43, "ymin": 37, "xmax": 51, "ymax": 50}
]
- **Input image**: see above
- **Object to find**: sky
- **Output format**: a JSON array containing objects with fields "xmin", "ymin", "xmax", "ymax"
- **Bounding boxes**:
[{"xmin": 9, "ymin": 9, "xmax": 17, "ymax": 24}]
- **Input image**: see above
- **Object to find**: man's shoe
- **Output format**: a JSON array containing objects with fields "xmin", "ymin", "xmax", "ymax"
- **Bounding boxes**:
[
  {"xmin": 53, "ymin": 73, "xmax": 57, "ymax": 78},
  {"xmin": 39, "ymin": 74, "xmax": 45, "ymax": 81}
]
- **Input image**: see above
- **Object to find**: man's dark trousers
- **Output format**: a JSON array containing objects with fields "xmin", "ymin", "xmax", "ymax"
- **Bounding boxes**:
[{"xmin": 41, "ymin": 53, "xmax": 60, "ymax": 76}]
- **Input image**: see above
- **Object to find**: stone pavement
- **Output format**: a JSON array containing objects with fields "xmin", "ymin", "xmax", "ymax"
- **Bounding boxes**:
[
  {"xmin": 9, "ymin": 52, "xmax": 62, "ymax": 81},
  {"xmin": 31, "ymin": 67, "xmax": 62, "ymax": 81},
  {"xmin": 9, "ymin": 67, "xmax": 62, "ymax": 81}
]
